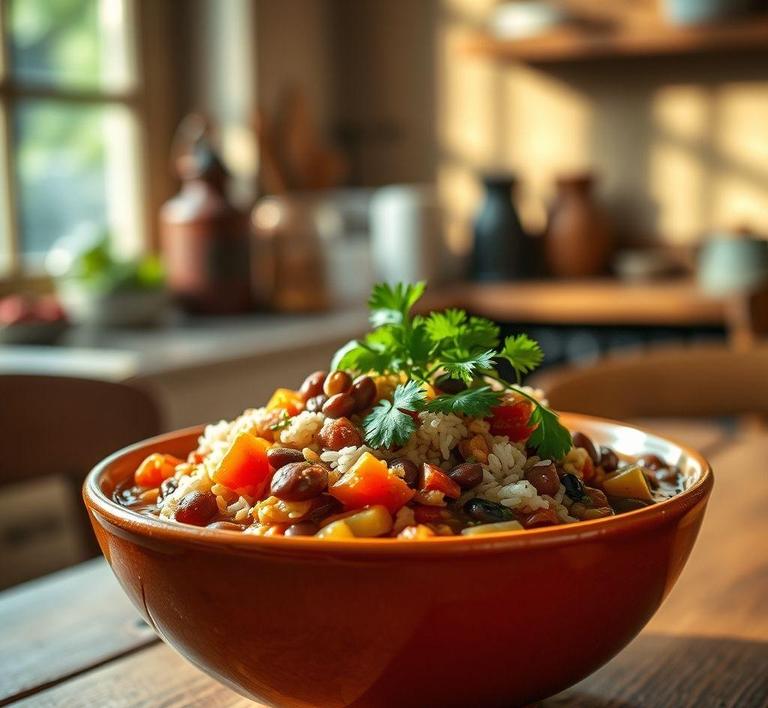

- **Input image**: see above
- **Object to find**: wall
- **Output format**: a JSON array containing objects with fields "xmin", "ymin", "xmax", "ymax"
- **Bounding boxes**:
[{"xmin": 436, "ymin": 0, "xmax": 768, "ymax": 255}]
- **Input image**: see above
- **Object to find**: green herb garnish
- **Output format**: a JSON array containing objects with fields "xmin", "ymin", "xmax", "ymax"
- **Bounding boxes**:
[
  {"xmin": 333, "ymin": 282, "xmax": 572, "ymax": 459},
  {"xmin": 363, "ymin": 381, "xmax": 426, "ymax": 449}
]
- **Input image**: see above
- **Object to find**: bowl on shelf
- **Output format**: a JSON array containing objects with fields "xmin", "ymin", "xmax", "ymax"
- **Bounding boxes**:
[{"xmin": 83, "ymin": 414, "xmax": 713, "ymax": 708}]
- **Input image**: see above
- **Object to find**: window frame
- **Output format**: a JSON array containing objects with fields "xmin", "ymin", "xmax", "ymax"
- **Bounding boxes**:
[{"xmin": 0, "ymin": 0, "xmax": 149, "ymax": 286}]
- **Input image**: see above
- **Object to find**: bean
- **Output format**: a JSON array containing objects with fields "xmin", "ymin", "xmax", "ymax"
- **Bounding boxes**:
[
  {"xmin": 159, "ymin": 477, "xmax": 178, "ymax": 499},
  {"xmin": 572, "ymin": 432, "xmax": 600, "ymax": 466},
  {"xmin": 435, "ymin": 375, "xmax": 467, "ymax": 395},
  {"xmin": 350, "ymin": 375, "xmax": 377, "ymax": 411},
  {"xmin": 300, "ymin": 370, "xmax": 327, "ymax": 401},
  {"xmin": 322, "ymin": 392, "xmax": 356, "ymax": 419},
  {"xmin": 561, "ymin": 473, "xmax": 586, "ymax": 501},
  {"xmin": 463, "ymin": 498, "xmax": 515, "ymax": 524},
  {"xmin": 174, "ymin": 491, "xmax": 218, "ymax": 526},
  {"xmin": 307, "ymin": 493, "xmax": 343, "ymax": 523},
  {"xmin": 270, "ymin": 462, "xmax": 328, "ymax": 501},
  {"xmin": 284, "ymin": 521, "xmax": 319, "ymax": 537},
  {"xmin": 638, "ymin": 454, "xmax": 668, "ymax": 471},
  {"xmin": 323, "ymin": 371, "xmax": 352, "ymax": 397},
  {"xmin": 388, "ymin": 458, "xmax": 419, "ymax": 488},
  {"xmin": 305, "ymin": 394, "xmax": 327, "ymax": 413},
  {"xmin": 318, "ymin": 417, "xmax": 363, "ymax": 451},
  {"xmin": 448, "ymin": 462, "xmax": 483, "ymax": 490},
  {"xmin": 267, "ymin": 447, "xmax": 306, "ymax": 469},
  {"xmin": 525, "ymin": 461, "xmax": 560, "ymax": 497},
  {"xmin": 600, "ymin": 446, "xmax": 620, "ymax": 472},
  {"xmin": 609, "ymin": 497, "xmax": 652, "ymax": 513},
  {"xmin": 206, "ymin": 521, "xmax": 245, "ymax": 532},
  {"xmin": 521, "ymin": 508, "xmax": 560, "ymax": 528}
]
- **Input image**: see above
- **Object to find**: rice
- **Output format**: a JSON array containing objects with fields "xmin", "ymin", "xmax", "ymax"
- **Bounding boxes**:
[{"xmin": 280, "ymin": 411, "xmax": 325, "ymax": 449}]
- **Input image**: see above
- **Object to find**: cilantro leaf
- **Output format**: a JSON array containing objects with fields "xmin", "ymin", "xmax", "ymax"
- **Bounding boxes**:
[
  {"xmin": 498, "ymin": 334, "xmax": 544, "ymax": 381},
  {"xmin": 425, "ymin": 386, "xmax": 503, "ymax": 417},
  {"xmin": 368, "ymin": 282, "xmax": 426, "ymax": 328},
  {"xmin": 363, "ymin": 381, "xmax": 426, "ymax": 448},
  {"xmin": 425, "ymin": 309, "xmax": 466, "ymax": 342},
  {"xmin": 440, "ymin": 349, "xmax": 496, "ymax": 385},
  {"xmin": 526, "ymin": 404, "xmax": 572, "ymax": 460},
  {"xmin": 462, "ymin": 316, "xmax": 500, "ymax": 351},
  {"xmin": 331, "ymin": 338, "xmax": 391, "ymax": 373}
]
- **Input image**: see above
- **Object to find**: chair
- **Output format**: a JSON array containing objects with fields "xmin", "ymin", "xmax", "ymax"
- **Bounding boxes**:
[
  {"xmin": 0, "ymin": 375, "xmax": 162, "ymax": 582},
  {"xmin": 529, "ymin": 344, "xmax": 768, "ymax": 420}
]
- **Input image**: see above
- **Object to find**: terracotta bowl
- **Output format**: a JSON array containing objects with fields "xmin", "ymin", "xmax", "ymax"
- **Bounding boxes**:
[{"xmin": 84, "ymin": 413, "xmax": 713, "ymax": 708}]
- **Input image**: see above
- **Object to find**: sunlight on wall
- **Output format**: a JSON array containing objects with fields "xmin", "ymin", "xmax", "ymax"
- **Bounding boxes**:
[{"xmin": 436, "ymin": 0, "xmax": 768, "ymax": 249}]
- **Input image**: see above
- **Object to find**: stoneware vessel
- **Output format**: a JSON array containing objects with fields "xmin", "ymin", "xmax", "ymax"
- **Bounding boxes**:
[{"xmin": 84, "ymin": 414, "xmax": 713, "ymax": 708}]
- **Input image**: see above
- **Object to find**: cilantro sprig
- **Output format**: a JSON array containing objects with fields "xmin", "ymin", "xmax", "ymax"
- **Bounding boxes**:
[{"xmin": 332, "ymin": 282, "xmax": 572, "ymax": 459}]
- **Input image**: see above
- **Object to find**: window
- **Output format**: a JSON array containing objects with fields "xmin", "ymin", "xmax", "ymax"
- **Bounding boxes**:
[{"xmin": 0, "ymin": 0, "xmax": 145, "ymax": 279}]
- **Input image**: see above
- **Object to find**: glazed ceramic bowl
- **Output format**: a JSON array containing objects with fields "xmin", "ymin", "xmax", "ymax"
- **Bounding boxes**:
[{"xmin": 84, "ymin": 414, "xmax": 713, "ymax": 708}]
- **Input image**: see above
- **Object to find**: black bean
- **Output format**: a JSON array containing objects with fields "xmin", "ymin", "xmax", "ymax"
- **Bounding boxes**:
[
  {"xmin": 267, "ymin": 447, "xmax": 306, "ymax": 469},
  {"xmin": 561, "ymin": 473, "xmax": 586, "ymax": 501},
  {"xmin": 270, "ymin": 462, "xmax": 328, "ymax": 501},
  {"xmin": 388, "ymin": 458, "xmax": 419, "ymax": 488},
  {"xmin": 159, "ymin": 477, "xmax": 178, "ymax": 500},
  {"xmin": 323, "ymin": 371, "xmax": 352, "ymax": 397},
  {"xmin": 448, "ymin": 462, "xmax": 483, "ymax": 490},
  {"xmin": 350, "ymin": 375, "xmax": 377, "ymax": 411},
  {"xmin": 307, "ymin": 493, "xmax": 343, "ymax": 523},
  {"xmin": 600, "ymin": 446, "xmax": 620, "ymax": 472},
  {"xmin": 463, "ymin": 498, "xmax": 515, "ymax": 524},
  {"xmin": 322, "ymin": 392, "xmax": 356, "ymax": 419},
  {"xmin": 572, "ymin": 432, "xmax": 600, "ymax": 466},
  {"xmin": 436, "ymin": 375, "xmax": 467, "ymax": 395},
  {"xmin": 174, "ymin": 491, "xmax": 218, "ymax": 526},
  {"xmin": 284, "ymin": 521, "xmax": 319, "ymax": 537},
  {"xmin": 299, "ymin": 371, "xmax": 327, "ymax": 401}
]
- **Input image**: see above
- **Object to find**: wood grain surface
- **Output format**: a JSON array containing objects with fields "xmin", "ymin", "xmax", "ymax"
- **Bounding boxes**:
[{"xmin": 4, "ymin": 422, "xmax": 767, "ymax": 707}]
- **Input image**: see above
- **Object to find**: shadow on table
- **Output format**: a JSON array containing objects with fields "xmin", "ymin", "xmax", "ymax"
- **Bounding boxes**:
[{"xmin": 542, "ymin": 633, "xmax": 768, "ymax": 708}]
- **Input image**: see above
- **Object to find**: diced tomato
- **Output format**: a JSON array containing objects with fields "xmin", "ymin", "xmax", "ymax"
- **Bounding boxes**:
[
  {"xmin": 266, "ymin": 388, "xmax": 304, "ymax": 416},
  {"xmin": 330, "ymin": 452, "xmax": 415, "ymax": 514},
  {"xmin": 420, "ymin": 463, "xmax": 461, "ymax": 500},
  {"xmin": 212, "ymin": 432, "xmax": 272, "ymax": 494},
  {"xmin": 135, "ymin": 453, "xmax": 181, "ymax": 488},
  {"xmin": 487, "ymin": 400, "xmax": 536, "ymax": 441}
]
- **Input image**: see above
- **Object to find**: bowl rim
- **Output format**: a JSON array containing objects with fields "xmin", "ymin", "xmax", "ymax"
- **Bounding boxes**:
[{"xmin": 83, "ymin": 412, "xmax": 714, "ymax": 557}]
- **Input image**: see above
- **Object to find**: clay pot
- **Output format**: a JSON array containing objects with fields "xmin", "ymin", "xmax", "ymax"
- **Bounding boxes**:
[{"xmin": 545, "ymin": 174, "xmax": 613, "ymax": 278}]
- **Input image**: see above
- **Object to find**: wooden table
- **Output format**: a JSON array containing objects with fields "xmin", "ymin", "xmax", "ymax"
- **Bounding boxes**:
[{"xmin": 2, "ymin": 421, "xmax": 767, "ymax": 707}]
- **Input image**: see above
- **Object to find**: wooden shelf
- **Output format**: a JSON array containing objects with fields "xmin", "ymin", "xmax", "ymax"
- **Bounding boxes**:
[
  {"xmin": 465, "ymin": 17, "xmax": 768, "ymax": 63},
  {"xmin": 422, "ymin": 279, "xmax": 727, "ymax": 327}
]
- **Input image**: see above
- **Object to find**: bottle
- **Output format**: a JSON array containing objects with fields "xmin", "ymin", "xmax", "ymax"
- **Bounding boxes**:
[
  {"xmin": 545, "ymin": 174, "xmax": 612, "ymax": 279},
  {"xmin": 471, "ymin": 174, "xmax": 528, "ymax": 281},
  {"xmin": 159, "ymin": 115, "xmax": 252, "ymax": 314}
]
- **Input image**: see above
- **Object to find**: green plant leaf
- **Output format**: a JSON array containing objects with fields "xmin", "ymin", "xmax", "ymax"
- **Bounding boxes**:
[
  {"xmin": 368, "ymin": 281, "xmax": 425, "ymax": 327},
  {"xmin": 425, "ymin": 386, "xmax": 503, "ymax": 417},
  {"xmin": 363, "ymin": 381, "xmax": 426, "ymax": 448},
  {"xmin": 526, "ymin": 404, "xmax": 572, "ymax": 460},
  {"xmin": 440, "ymin": 349, "xmax": 496, "ymax": 385},
  {"xmin": 499, "ymin": 334, "xmax": 544, "ymax": 379}
]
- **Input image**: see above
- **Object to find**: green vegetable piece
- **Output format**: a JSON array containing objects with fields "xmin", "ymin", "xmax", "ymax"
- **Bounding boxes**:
[{"xmin": 363, "ymin": 381, "xmax": 426, "ymax": 449}]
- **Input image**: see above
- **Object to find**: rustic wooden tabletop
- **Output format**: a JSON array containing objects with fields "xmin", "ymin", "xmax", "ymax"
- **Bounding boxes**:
[{"xmin": 2, "ymin": 421, "xmax": 766, "ymax": 707}]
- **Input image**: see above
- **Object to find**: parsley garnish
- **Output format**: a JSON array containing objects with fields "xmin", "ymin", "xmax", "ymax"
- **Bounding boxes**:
[
  {"xmin": 333, "ymin": 282, "xmax": 572, "ymax": 458},
  {"xmin": 363, "ymin": 381, "xmax": 426, "ymax": 449}
]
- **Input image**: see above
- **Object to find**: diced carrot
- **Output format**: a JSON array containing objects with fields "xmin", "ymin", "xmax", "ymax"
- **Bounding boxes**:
[
  {"xmin": 135, "ymin": 453, "xmax": 181, "ymax": 488},
  {"xmin": 420, "ymin": 463, "xmax": 461, "ymax": 500},
  {"xmin": 212, "ymin": 432, "xmax": 272, "ymax": 494},
  {"xmin": 266, "ymin": 388, "xmax": 304, "ymax": 416},
  {"xmin": 330, "ymin": 452, "xmax": 415, "ymax": 514}
]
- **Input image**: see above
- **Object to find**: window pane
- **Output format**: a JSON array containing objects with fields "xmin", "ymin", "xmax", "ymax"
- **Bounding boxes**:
[
  {"xmin": 14, "ymin": 100, "xmax": 143, "ymax": 264},
  {"xmin": 9, "ymin": 0, "xmax": 134, "ymax": 90}
]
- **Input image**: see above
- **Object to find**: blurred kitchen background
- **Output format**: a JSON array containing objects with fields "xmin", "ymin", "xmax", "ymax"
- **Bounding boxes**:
[{"xmin": 2, "ymin": 0, "xmax": 768, "ymax": 587}]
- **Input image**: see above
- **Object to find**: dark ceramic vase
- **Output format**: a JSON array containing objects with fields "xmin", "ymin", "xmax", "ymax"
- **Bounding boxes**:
[{"xmin": 471, "ymin": 174, "xmax": 528, "ymax": 281}]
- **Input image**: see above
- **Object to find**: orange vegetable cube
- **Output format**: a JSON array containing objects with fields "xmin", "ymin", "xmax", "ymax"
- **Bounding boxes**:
[
  {"xmin": 420, "ymin": 463, "xmax": 461, "ymax": 500},
  {"xmin": 212, "ymin": 432, "xmax": 272, "ymax": 494},
  {"xmin": 330, "ymin": 452, "xmax": 415, "ymax": 514},
  {"xmin": 266, "ymin": 388, "xmax": 304, "ymax": 416},
  {"xmin": 135, "ymin": 453, "xmax": 182, "ymax": 488}
]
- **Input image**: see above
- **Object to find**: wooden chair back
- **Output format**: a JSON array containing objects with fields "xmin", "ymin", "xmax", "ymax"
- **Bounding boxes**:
[
  {"xmin": 0, "ymin": 375, "xmax": 162, "ymax": 557},
  {"xmin": 530, "ymin": 344, "xmax": 768, "ymax": 419}
]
